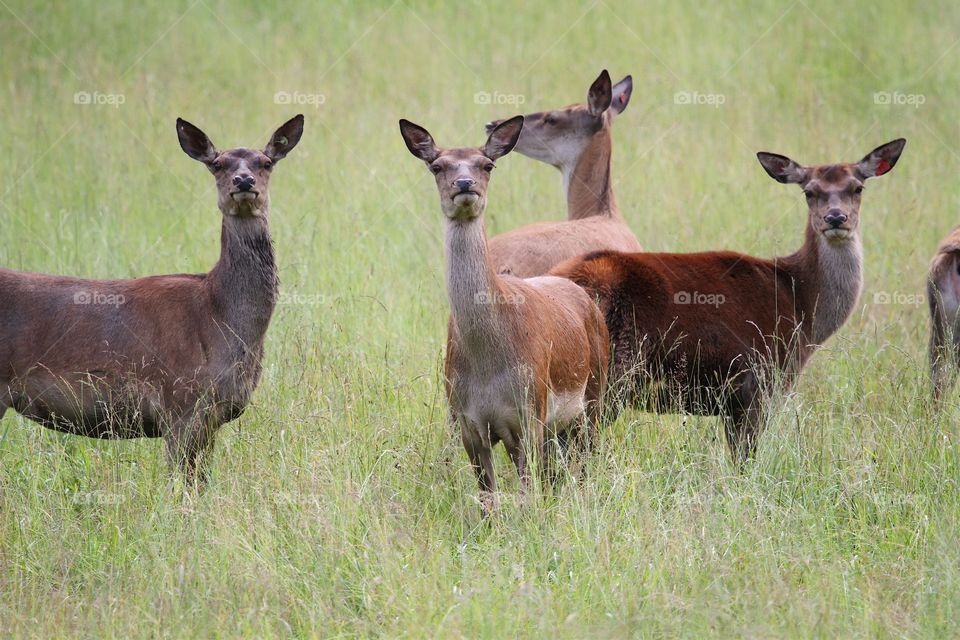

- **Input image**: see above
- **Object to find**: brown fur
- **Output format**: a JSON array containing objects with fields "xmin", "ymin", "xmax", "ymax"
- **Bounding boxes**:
[
  {"xmin": 0, "ymin": 115, "xmax": 304, "ymax": 482},
  {"xmin": 551, "ymin": 139, "xmax": 905, "ymax": 461},
  {"xmin": 927, "ymin": 225, "xmax": 960, "ymax": 403},
  {"xmin": 485, "ymin": 71, "xmax": 641, "ymax": 277},
  {"xmin": 400, "ymin": 117, "xmax": 609, "ymax": 513}
]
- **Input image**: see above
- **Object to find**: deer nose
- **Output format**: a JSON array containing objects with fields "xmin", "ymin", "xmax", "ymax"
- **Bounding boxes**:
[
  {"xmin": 454, "ymin": 178, "xmax": 476, "ymax": 192},
  {"xmin": 824, "ymin": 210, "xmax": 847, "ymax": 228},
  {"xmin": 233, "ymin": 174, "xmax": 255, "ymax": 192}
]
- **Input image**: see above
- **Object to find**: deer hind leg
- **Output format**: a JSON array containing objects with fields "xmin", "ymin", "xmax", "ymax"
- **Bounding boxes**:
[
  {"xmin": 164, "ymin": 413, "xmax": 218, "ymax": 488},
  {"xmin": 461, "ymin": 424, "xmax": 497, "ymax": 516}
]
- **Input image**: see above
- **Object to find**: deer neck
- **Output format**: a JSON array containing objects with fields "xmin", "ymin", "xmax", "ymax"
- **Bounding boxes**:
[
  {"xmin": 784, "ymin": 224, "xmax": 863, "ymax": 344},
  {"xmin": 562, "ymin": 127, "xmax": 618, "ymax": 220},
  {"xmin": 444, "ymin": 212, "xmax": 509, "ymax": 352},
  {"xmin": 208, "ymin": 211, "xmax": 278, "ymax": 349}
]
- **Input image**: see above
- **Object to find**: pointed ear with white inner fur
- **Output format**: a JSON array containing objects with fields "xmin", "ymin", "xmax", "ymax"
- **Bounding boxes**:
[
  {"xmin": 399, "ymin": 119, "xmax": 440, "ymax": 163},
  {"xmin": 855, "ymin": 138, "xmax": 906, "ymax": 179},
  {"xmin": 482, "ymin": 115, "xmax": 523, "ymax": 161},
  {"xmin": 756, "ymin": 151, "xmax": 810, "ymax": 184},
  {"xmin": 610, "ymin": 75, "xmax": 632, "ymax": 115}
]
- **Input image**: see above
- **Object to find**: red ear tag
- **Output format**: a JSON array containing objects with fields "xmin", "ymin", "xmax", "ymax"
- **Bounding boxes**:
[{"xmin": 875, "ymin": 159, "xmax": 891, "ymax": 176}]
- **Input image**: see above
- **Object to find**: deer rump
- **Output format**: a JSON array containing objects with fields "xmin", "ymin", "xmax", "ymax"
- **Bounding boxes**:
[
  {"xmin": 0, "ymin": 269, "xmax": 255, "ymax": 439},
  {"xmin": 553, "ymin": 250, "xmax": 813, "ymax": 415}
]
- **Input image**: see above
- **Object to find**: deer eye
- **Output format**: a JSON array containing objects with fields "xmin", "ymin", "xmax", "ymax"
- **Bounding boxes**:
[
  {"xmin": 543, "ymin": 115, "xmax": 558, "ymax": 126},
  {"xmin": 484, "ymin": 163, "xmax": 495, "ymax": 172},
  {"xmin": 211, "ymin": 160, "xmax": 223, "ymax": 171},
  {"xmin": 803, "ymin": 190, "xmax": 815, "ymax": 199},
  {"xmin": 263, "ymin": 159, "xmax": 273, "ymax": 170},
  {"xmin": 430, "ymin": 163, "xmax": 442, "ymax": 175},
  {"xmin": 854, "ymin": 185, "xmax": 863, "ymax": 194}
]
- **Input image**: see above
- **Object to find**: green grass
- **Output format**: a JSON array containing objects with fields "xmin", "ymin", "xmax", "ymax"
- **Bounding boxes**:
[{"xmin": 1, "ymin": 0, "xmax": 959, "ymax": 636}]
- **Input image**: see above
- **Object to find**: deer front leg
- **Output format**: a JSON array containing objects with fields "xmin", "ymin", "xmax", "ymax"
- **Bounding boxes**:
[
  {"xmin": 929, "ymin": 286, "xmax": 958, "ymax": 408},
  {"xmin": 461, "ymin": 423, "xmax": 497, "ymax": 516},
  {"xmin": 723, "ymin": 376, "xmax": 766, "ymax": 467},
  {"xmin": 164, "ymin": 413, "xmax": 217, "ymax": 488}
]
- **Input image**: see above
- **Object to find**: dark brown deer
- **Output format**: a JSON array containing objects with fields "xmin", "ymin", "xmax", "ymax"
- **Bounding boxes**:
[
  {"xmin": 0, "ymin": 115, "xmax": 304, "ymax": 482},
  {"xmin": 551, "ymin": 139, "xmax": 905, "ymax": 462},
  {"xmin": 399, "ymin": 116, "xmax": 609, "ymax": 514},
  {"xmin": 484, "ymin": 70, "xmax": 641, "ymax": 277},
  {"xmin": 927, "ymin": 226, "xmax": 960, "ymax": 403}
]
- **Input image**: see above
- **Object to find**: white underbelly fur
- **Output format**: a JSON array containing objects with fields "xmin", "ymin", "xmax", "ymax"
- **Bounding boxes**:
[{"xmin": 547, "ymin": 386, "xmax": 587, "ymax": 425}]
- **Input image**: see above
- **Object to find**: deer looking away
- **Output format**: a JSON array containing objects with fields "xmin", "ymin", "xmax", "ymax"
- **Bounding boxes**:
[
  {"xmin": 551, "ymin": 139, "xmax": 905, "ymax": 462},
  {"xmin": 0, "ymin": 115, "xmax": 304, "ymax": 483},
  {"xmin": 399, "ymin": 116, "xmax": 609, "ymax": 514},
  {"xmin": 483, "ymin": 70, "xmax": 641, "ymax": 277},
  {"xmin": 927, "ymin": 226, "xmax": 960, "ymax": 403}
]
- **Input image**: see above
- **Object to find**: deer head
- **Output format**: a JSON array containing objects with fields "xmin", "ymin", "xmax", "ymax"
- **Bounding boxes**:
[
  {"xmin": 757, "ymin": 139, "xmax": 906, "ymax": 244},
  {"xmin": 400, "ymin": 116, "xmax": 524, "ymax": 222},
  {"xmin": 177, "ymin": 114, "xmax": 304, "ymax": 218}
]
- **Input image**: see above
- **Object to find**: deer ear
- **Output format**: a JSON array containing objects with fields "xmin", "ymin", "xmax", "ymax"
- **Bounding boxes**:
[
  {"xmin": 855, "ymin": 138, "xmax": 906, "ymax": 179},
  {"xmin": 264, "ymin": 114, "xmax": 304, "ymax": 162},
  {"xmin": 399, "ymin": 119, "xmax": 440, "ymax": 163},
  {"xmin": 177, "ymin": 118, "xmax": 218, "ymax": 164},
  {"xmin": 482, "ymin": 115, "xmax": 523, "ymax": 161},
  {"xmin": 756, "ymin": 151, "xmax": 809, "ymax": 184},
  {"xmin": 610, "ymin": 75, "xmax": 632, "ymax": 114},
  {"xmin": 587, "ymin": 69, "xmax": 613, "ymax": 116}
]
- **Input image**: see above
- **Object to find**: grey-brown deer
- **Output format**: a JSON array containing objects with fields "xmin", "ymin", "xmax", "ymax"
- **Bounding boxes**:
[
  {"xmin": 927, "ymin": 226, "xmax": 960, "ymax": 404},
  {"xmin": 0, "ymin": 115, "xmax": 304, "ymax": 483},
  {"xmin": 483, "ymin": 70, "xmax": 641, "ymax": 277},
  {"xmin": 551, "ymin": 139, "xmax": 905, "ymax": 462},
  {"xmin": 399, "ymin": 116, "xmax": 609, "ymax": 514}
]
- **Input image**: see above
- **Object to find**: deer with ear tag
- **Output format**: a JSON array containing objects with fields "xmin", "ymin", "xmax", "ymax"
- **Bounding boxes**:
[
  {"xmin": 0, "ymin": 115, "xmax": 304, "ymax": 484},
  {"xmin": 400, "ymin": 116, "xmax": 609, "ymax": 514},
  {"xmin": 551, "ymin": 139, "xmax": 905, "ymax": 462}
]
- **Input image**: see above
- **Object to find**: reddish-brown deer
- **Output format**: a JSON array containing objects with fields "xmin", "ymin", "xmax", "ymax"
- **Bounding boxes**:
[
  {"xmin": 927, "ymin": 227, "xmax": 960, "ymax": 403},
  {"xmin": 551, "ymin": 139, "xmax": 905, "ymax": 462},
  {"xmin": 399, "ymin": 116, "xmax": 609, "ymax": 514},
  {"xmin": 484, "ymin": 70, "xmax": 641, "ymax": 277},
  {"xmin": 0, "ymin": 115, "xmax": 304, "ymax": 482}
]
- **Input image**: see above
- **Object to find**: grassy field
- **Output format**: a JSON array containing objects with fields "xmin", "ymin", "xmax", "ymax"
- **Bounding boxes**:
[{"xmin": 1, "ymin": 0, "xmax": 959, "ymax": 637}]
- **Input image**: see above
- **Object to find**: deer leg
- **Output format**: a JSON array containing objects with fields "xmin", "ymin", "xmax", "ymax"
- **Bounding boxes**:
[
  {"xmin": 164, "ymin": 414, "xmax": 217, "ymax": 488},
  {"xmin": 503, "ymin": 427, "xmax": 530, "ymax": 498},
  {"xmin": 929, "ymin": 291, "xmax": 959, "ymax": 408},
  {"xmin": 526, "ymin": 398, "xmax": 549, "ymax": 494},
  {"xmin": 723, "ymin": 377, "xmax": 765, "ymax": 467},
  {"xmin": 461, "ymin": 425, "xmax": 497, "ymax": 516}
]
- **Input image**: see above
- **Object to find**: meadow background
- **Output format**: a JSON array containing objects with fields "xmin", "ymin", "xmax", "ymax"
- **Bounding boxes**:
[{"xmin": 1, "ymin": 0, "xmax": 958, "ymax": 637}]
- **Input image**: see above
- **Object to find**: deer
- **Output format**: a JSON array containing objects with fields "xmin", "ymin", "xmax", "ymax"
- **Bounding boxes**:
[
  {"xmin": 0, "ymin": 114, "xmax": 304, "ymax": 483},
  {"xmin": 399, "ymin": 116, "xmax": 609, "ymax": 514},
  {"xmin": 550, "ymin": 139, "xmax": 906, "ymax": 462},
  {"xmin": 927, "ymin": 226, "xmax": 960, "ymax": 404},
  {"xmin": 483, "ymin": 70, "xmax": 642, "ymax": 278}
]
